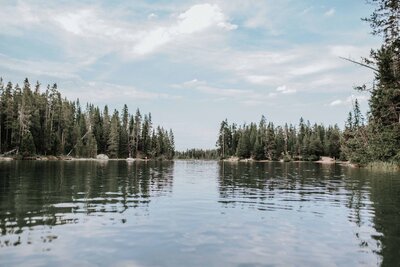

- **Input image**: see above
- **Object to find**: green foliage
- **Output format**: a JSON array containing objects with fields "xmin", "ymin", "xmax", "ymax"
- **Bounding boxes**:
[
  {"xmin": 0, "ymin": 78, "xmax": 175, "ymax": 159},
  {"xmin": 253, "ymin": 136, "xmax": 265, "ymax": 160},
  {"xmin": 367, "ymin": 161, "xmax": 400, "ymax": 172},
  {"xmin": 363, "ymin": 0, "xmax": 400, "ymax": 45},
  {"xmin": 20, "ymin": 131, "xmax": 36, "ymax": 157},
  {"xmin": 107, "ymin": 111, "xmax": 120, "ymax": 158},
  {"xmin": 342, "ymin": 0, "xmax": 400, "ymax": 165},
  {"xmin": 236, "ymin": 128, "xmax": 251, "ymax": 159},
  {"xmin": 216, "ymin": 116, "xmax": 342, "ymax": 161}
]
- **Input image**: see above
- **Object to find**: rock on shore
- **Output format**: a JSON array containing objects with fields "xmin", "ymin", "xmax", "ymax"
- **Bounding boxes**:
[{"xmin": 96, "ymin": 154, "xmax": 109, "ymax": 160}]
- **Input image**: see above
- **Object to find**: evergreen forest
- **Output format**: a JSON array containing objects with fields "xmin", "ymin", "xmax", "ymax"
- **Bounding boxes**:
[
  {"xmin": 216, "ymin": 116, "xmax": 342, "ymax": 161},
  {"xmin": 0, "ymin": 79, "xmax": 175, "ymax": 159},
  {"xmin": 216, "ymin": 0, "xmax": 399, "ymax": 166},
  {"xmin": 341, "ymin": 0, "xmax": 400, "ymax": 165},
  {"xmin": 175, "ymin": 149, "xmax": 219, "ymax": 160}
]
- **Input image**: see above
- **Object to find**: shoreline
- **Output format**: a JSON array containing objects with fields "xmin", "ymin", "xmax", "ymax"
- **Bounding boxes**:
[
  {"xmin": 220, "ymin": 156, "xmax": 356, "ymax": 167},
  {"xmin": 219, "ymin": 157, "xmax": 399, "ymax": 171},
  {"xmin": 221, "ymin": 156, "xmax": 342, "ymax": 164},
  {"xmin": 0, "ymin": 156, "xmax": 170, "ymax": 162},
  {"xmin": 1, "ymin": 156, "xmax": 398, "ymax": 171}
]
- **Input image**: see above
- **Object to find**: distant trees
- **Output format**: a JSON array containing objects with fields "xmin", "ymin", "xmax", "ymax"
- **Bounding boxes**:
[
  {"xmin": 214, "ymin": 0, "xmax": 399, "ymax": 165},
  {"xmin": 341, "ymin": 100, "xmax": 369, "ymax": 164},
  {"xmin": 175, "ymin": 149, "xmax": 218, "ymax": 160},
  {"xmin": 0, "ymin": 78, "xmax": 175, "ymax": 159},
  {"xmin": 216, "ymin": 116, "xmax": 342, "ymax": 161}
]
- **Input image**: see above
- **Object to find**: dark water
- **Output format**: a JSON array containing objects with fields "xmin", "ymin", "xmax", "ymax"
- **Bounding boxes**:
[{"xmin": 0, "ymin": 161, "xmax": 399, "ymax": 267}]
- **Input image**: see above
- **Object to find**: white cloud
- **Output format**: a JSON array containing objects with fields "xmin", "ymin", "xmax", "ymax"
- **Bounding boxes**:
[
  {"xmin": 132, "ymin": 28, "xmax": 172, "ymax": 55},
  {"xmin": 51, "ymin": 3, "xmax": 237, "ymax": 57},
  {"xmin": 1, "ymin": 2, "xmax": 236, "ymax": 60},
  {"xmin": 324, "ymin": 8, "xmax": 335, "ymax": 17},
  {"xmin": 62, "ymin": 81, "xmax": 181, "ymax": 104},
  {"xmin": 0, "ymin": 2, "xmax": 41, "ymax": 35},
  {"xmin": 0, "ymin": 1, "xmax": 378, "ymax": 111},
  {"xmin": 148, "ymin": 13, "xmax": 158, "ymax": 20},
  {"xmin": 178, "ymin": 4, "xmax": 237, "ymax": 32},
  {"xmin": 0, "ymin": 53, "xmax": 81, "ymax": 79},
  {"xmin": 245, "ymin": 75, "xmax": 275, "ymax": 85},
  {"xmin": 329, "ymin": 99, "xmax": 343, "ymax": 106},
  {"xmin": 300, "ymin": 6, "xmax": 314, "ymax": 16},
  {"xmin": 178, "ymin": 79, "xmax": 248, "ymax": 97},
  {"xmin": 329, "ymin": 45, "xmax": 369, "ymax": 58},
  {"xmin": 276, "ymin": 85, "xmax": 296, "ymax": 94},
  {"xmin": 182, "ymin": 78, "xmax": 204, "ymax": 86},
  {"xmin": 132, "ymin": 4, "xmax": 237, "ymax": 55},
  {"xmin": 230, "ymin": 0, "xmax": 284, "ymax": 35},
  {"xmin": 289, "ymin": 61, "xmax": 340, "ymax": 76},
  {"xmin": 167, "ymin": 43, "xmax": 375, "ymax": 94},
  {"xmin": 175, "ymin": 79, "xmax": 277, "ymax": 105},
  {"xmin": 54, "ymin": 11, "xmax": 88, "ymax": 35}
]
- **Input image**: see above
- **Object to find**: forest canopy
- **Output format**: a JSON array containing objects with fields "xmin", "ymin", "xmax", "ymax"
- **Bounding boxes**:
[
  {"xmin": 0, "ymin": 78, "xmax": 175, "ymax": 159},
  {"xmin": 215, "ymin": 116, "xmax": 342, "ymax": 161}
]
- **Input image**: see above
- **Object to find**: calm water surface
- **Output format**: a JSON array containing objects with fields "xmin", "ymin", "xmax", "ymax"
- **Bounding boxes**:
[{"xmin": 0, "ymin": 161, "xmax": 399, "ymax": 266}]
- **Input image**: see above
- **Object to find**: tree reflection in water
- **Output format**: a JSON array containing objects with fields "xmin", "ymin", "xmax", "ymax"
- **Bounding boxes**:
[
  {"xmin": 218, "ymin": 161, "xmax": 400, "ymax": 266},
  {"xmin": 0, "ymin": 160, "xmax": 174, "ymax": 248}
]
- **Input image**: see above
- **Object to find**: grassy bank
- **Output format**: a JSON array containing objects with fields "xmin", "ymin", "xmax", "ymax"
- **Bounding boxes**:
[{"xmin": 366, "ymin": 161, "xmax": 400, "ymax": 172}]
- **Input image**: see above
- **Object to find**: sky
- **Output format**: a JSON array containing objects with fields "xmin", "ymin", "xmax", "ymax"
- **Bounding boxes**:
[{"xmin": 0, "ymin": 0, "xmax": 381, "ymax": 150}]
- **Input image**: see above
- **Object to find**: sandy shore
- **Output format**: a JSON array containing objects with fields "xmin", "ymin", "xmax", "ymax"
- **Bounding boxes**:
[{"xmin": 315, "ymin": 156, "xmax": 336, "ymax": 164}]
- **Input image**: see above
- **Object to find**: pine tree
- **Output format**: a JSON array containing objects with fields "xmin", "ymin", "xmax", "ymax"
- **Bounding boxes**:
[
  {"xmin": 30, "ymin": 81, "xmax": 43, "ymax": 154},
  {"xmin": 119, "ymin": 104, "xmax": 129, "ymax": 158},
  {"xmin": 168, "ymin": 129, "xmax": 175, "ymax": 159},
  {"xmin": 3, "ymin": 82, "xmax": 14, "ymax": 150},
  {"xmin": 141, "ymin": 113, "xmax": 152, "ymax": 157},
  {"xmin": 108, "ymin": 110, "xmax": 120, "ymax": 158},
  {"xmin": 92, "ymin": 106, "xmax": 103, "ymax": 154},
  {"xmin": 236, "ymin": 128, "xmax": 250, "ymax": 159},
  {"xmin": 128, "ymin": 115, "xmax": 135, "ymax": 158},
  {"xmin": 20, "ymin": 131, "xmax": 36, "ymax": 157},
  {"xmin": 363, "ymin": 0, "xmax": 400, "ymax": 46},
  {"xmin": 248, "ymin": 123, "xmax": 257, "ymax": 155},
  {"xmin": 0, "ymin": 78, "xmax": 174, "ymax": 159},
  {"xmin": 101, "ymin": 105, "xmax": 110, "ymax": 154},
  {"xmin": 341, "ymin": 0, "xmax": 400, "ymax": 164},
  {"xmin": 265, "ymin": 123, "xmax": 277, "ymax": 160},
  {"xmin": 0, "ymin": 78, "xmax": 3, "ymax": 153},
  {"xmin": 134, "ymin": 109, "xmax": 142, "ymax": 157},
  {"xmin": 253, "ymin": 116, "xmax": 267, "ymax": 160},
  {"xmin": 231, "ymin": 123, "xmax": 239, "ymax": 156},
  {"xmin": 86, "ymin": 133, "xmax": 97, "ymax": 158},
  {"xmin": 275, "ymin": 126, "xmax": 285, "ymax": 159},
  {"xmin": 217, "ymin": 119, "xmax": 231, "ymax": 159},
  {"xmin": 309, "ymin": 132, "xmax": 323, "ymax": 160},
  {"xmin": 253, "ymin": 135, "xmax": 265, "ymax": 160},
  {"xmin": 150, "ymin": 129, "xmax": 157, "ymax": 158}
]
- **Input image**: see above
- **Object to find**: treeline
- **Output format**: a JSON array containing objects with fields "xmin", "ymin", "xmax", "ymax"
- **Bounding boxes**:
[
  {"xmin": 216, "ymin": 116, "xmax": 341, "ymax": 161},
  {"xmin": 175, "ymin": 149, "xmax": 218, "ymax": 160},
  {"xmin": 0, "ymin": 78, "xmax": 175, "ymax": 159},
  {"xmin": 216, "ymin": 0, "xmax": 400, "ymax": 165},
  {"xmin": 341, "ymin": 0, "xmax": 400, "ymax": 165}
]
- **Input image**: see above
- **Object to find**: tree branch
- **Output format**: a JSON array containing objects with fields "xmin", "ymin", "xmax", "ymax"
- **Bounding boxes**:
[{"xmin": 339, "ymin": 57, "xmax": 379, "ymax": 72}]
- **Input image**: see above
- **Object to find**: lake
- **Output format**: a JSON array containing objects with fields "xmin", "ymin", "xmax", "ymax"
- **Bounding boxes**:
[{"xmin": 0, "ymin": 160, "xmax": 399, "ymax": 266}]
